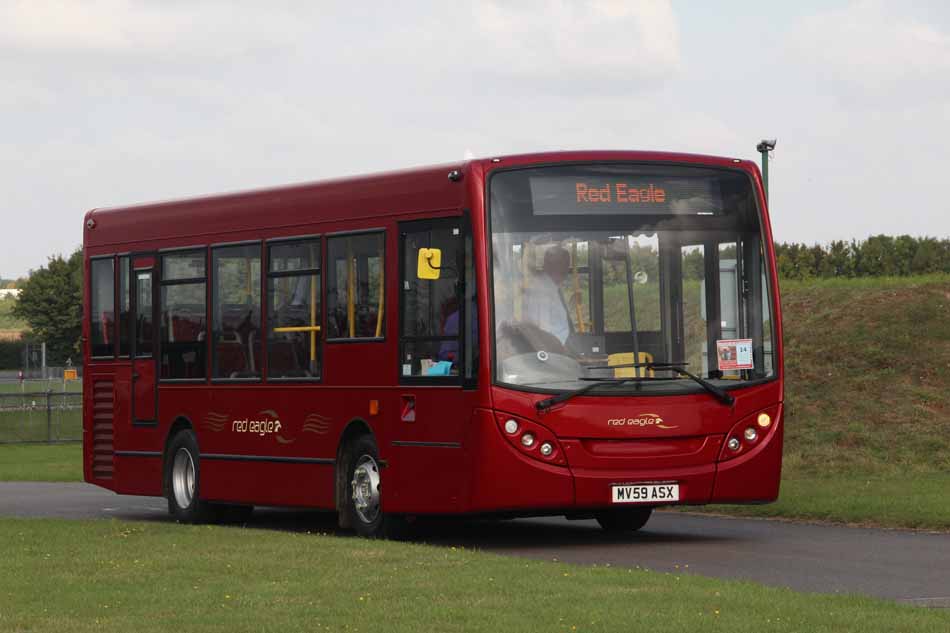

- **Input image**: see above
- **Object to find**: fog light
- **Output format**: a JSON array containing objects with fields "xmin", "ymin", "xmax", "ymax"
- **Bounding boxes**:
[
  {"xmin": 757, "ymin": 413, "xmax": 772, "ymax": 428},
  {"xmin": 727, "ymin": 437, "xmax": 740, "ymax": 451},
  {"xmin": 744, "ymin": 427, "xmax": 758, "ymax": 442},
  {"xmin": 504, "ymin": 419, "xmax": 519, "ymax": 434},
  {"xmin": 539, "ymin": 442, "xmax": 553, "ymax": 456},
  {"xmin": 521, "ymin": 433, "xmax": 535, "ymax": 447}
]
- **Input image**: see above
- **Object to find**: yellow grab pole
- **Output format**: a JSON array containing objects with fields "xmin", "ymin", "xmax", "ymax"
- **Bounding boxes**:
[
  {"xmin": 375, "ymin": 259, "xmax": 384, "ymax": 338},
  {"xmin": 310, "ymin": 273, "xmax": 317, "ymax": 363}
]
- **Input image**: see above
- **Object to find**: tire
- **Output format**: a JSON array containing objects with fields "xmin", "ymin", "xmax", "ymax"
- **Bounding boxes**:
[
  {"xmin": 343, "ymin": 435, "xmax": 406, "ymax": 539},
  {"xmin": 595, "ymin": 507, "xmax": 653, "ymax": 533},
  {"xmin": 164, "ymin": 429, "xmax": 216, "ymax": 523}
]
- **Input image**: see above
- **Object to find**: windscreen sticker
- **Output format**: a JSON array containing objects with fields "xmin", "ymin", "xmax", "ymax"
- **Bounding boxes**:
[{"xmin": 717, "ymin": 339, "xmax": 753, "ymax": 370}]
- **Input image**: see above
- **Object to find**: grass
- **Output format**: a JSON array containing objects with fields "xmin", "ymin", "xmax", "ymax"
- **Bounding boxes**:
[
  {"xmin": 778, "ymin": 276, "xmax": 950, "ymax": 476},
  {"xmin": 704, "ymin": 474, "xmax": 950, "ymax": 530},
  {"xmin": 1, "ymin": 518, "xmax": 947, "ymax": 633},
  {"xmin": 0, "ymin": 444, "xmax": 81, "ymax": 481},
  {"xmin": 0, "ymin": 379, "xmax": 83, "ymax": 394},
  {"xmin": 0, "ymin": 399, "xmax": 82, "ymax": 443}
]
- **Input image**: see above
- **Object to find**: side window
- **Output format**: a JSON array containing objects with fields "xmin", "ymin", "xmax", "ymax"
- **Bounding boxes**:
[
  {"xmin": 400, "ymin": 224, "xmax": 463, "ymax": 379},
  {"xmin": 326, "ymin": 233, "xmax": 384, "ymax": 339},
  {"xmin": 267, "ymin": 239, "xmax": 322, "ymax": 379},
  {"xmin": 161, "ymin": 250, "xmax": 207, "ymax": 379},
  {"xmin": 90, "ymin": 258, "xmax": 115, "ymax": 357},
  {"xmin": 212, "ymin": 244, "xmax": 261, "ymax": 379},
  {"xmin": 118, "ymin": 256, "xmax": 130, "ymax": 357}
]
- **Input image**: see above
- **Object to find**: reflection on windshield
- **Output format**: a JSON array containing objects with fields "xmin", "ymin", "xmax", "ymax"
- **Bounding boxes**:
[{"xmin": 493, "ymin": 230, "xmax": 773, "ymax": 391}]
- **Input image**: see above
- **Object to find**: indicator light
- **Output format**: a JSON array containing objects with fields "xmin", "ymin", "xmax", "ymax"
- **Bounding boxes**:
[
  {"xmin": 744, "ymin": 427, "xmax": 758, "ymax": 442},
  {"xmin": 539, "ymin": 442, "xmax": 553, "ymax": 456},
  {"xmin": 757, "ymin": 413, "xmax": 772, "ymax": 428},
  {"xmin": 504, "ymin": 419, "xmax": 519, "ymax": 434},
  {"xmin": 727, "ymin": 437, "xmax": 741, "ymax": 451},
  {"xmin": 521, "ymin": 433, "xmax": 535, "ymax": 447}
]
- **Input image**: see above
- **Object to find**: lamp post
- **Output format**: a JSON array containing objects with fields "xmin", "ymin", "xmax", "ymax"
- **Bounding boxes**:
[{"xmin": 756, "ymin": 139, "xmax": 776, "ymax": 203}]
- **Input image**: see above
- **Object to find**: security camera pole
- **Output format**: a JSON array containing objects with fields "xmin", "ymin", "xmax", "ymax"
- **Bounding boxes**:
[{"xmin": 756, "ymin": 139, "xmax": 776, "ymax": 203}]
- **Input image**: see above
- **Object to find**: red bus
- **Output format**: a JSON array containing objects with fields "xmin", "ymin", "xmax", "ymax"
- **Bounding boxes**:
[{"xmin": 83, "ymin": 151, "xmax": 783, "ymax": 537}]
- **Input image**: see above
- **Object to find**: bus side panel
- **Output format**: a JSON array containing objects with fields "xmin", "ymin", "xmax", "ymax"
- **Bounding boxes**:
[
  {"xmin": 201, "ymin": 461, "xmax": 336, "ymax": 508},
  {"xmin": 176, "ymin": 385, "xmax": 337, "ymax": 508},
  {"xmin": 465, "ymin": 408, "xmax": 574, "ymax": 513},
  {"xmin": 113, "ymin": 454, "xmax": 164, "ymax": 496},
  {"xmin": 381, "ymin": 408, "xmax": 474, "ymax": 515}
]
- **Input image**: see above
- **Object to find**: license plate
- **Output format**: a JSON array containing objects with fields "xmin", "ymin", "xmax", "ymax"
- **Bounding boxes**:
[{"xmin": 611, "ymin": 483, "xmax": 679, "ymax": 504}]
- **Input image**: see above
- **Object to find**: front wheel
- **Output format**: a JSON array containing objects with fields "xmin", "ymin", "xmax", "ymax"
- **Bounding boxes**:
[
  {"xmin": 595, "ymin": 507, "xmax": 653, "ymax": 533},
  {"xmin": 344, "ymin": 435, "xmax": 406, "ymax": 539}
]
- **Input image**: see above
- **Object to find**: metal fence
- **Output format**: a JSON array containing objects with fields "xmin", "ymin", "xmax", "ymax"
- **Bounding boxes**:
[{"xmin": 0, "ymin": 390, "xmax": 82, "ymax": 444}]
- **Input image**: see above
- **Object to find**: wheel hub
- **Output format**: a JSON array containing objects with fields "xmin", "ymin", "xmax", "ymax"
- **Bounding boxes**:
[
  {"xmin": 351, "ymin": 455, "xmax": 381, "ymax": 524},
  {"xmin": 172, "ymin": 448, "xmax": 196, "ymax": 509}
]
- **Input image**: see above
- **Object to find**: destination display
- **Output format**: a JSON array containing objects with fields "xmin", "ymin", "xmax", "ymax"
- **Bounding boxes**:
[{"xmin": 529, "ymin": 173, "xmax": 723, "ymax": 216}]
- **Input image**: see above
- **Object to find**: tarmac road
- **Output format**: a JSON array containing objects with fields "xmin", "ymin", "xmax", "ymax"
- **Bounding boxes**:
[{"xmin": 2, "ymin": 482, "xmax": 949, "ymax": 607}]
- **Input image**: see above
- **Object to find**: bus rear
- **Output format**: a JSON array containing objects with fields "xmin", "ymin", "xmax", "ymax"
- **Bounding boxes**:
[{"xmin": 476, "ymin": 156, "xmax": 782, "ymax": 530}]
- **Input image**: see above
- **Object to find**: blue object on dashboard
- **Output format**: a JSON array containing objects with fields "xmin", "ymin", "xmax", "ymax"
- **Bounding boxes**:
[{"xmin": 427, "ymin": 361, "xmax": 453, "ymax": 376}]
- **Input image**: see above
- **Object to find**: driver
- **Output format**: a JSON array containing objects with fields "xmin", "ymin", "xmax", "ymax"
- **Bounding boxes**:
[{"xmin": 522, "ymin": 245, "xmax": 572, "ymax": 345}]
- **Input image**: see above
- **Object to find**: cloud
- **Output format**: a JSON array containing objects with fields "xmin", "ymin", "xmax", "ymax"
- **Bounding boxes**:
[
  {"xmin": 788, "ymin": 0, "xmax": 950, "ymax": 96},
  {"xmin": 471, "ymin": 0, "xmax": 681, "ymax": 86},
  {"xmin": 0, "ymin": 0, "xmax": 307, "ymax": 63}
]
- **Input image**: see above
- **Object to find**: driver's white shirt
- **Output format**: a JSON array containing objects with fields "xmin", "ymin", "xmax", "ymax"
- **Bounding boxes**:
[{"xmin": 522, "ymin": 273, "xmax": 570, "ymax": 344}]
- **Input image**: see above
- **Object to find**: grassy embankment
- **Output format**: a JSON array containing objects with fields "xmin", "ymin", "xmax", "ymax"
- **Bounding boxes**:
[
  {"xmin": 1, "ymin": 518, "xmax": 947, "ymax": 633},
  {"xmin": 706, "ymin": 275, "xmax": 950, "ymax": 528}
]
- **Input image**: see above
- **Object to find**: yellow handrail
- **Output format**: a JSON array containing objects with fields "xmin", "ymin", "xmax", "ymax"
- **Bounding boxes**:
[
  {"xmin": 375, "ymin": 259, "xmax": 384, "ymax": 337},
  {"xmin": 310, "ymin": 271, "xmax": 317, "ymax": 363},
  {"xmin": 272, "ymin": 274, "xmax": 321, "ymax": 367}
]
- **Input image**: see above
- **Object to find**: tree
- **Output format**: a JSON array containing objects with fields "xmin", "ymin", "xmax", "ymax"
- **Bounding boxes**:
[{"xmin": 13, "ymin": 249, "xmax": 83, "ymax": 365}]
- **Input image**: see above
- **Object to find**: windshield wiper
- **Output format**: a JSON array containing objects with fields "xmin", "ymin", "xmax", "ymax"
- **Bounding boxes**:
[
  {"xmin": 535, "ymin": 361, "xmax": 734, "ymax": 412},
  {"xmin": 535, "ymin": 377, "xmax": 640, "ymax": 412}
]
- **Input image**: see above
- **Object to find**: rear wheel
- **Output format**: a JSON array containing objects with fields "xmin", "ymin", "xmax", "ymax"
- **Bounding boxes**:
[
  {"xmin": 165, "ymin": 430, "xmax": 215, "ymax": 523},
  {"xmin": 595, "ymin": 507, "xmax": 653, "ymax": 532},
  {"xmin": 344, "ymin": 435, "xmax": 407, "ymax": 539}
]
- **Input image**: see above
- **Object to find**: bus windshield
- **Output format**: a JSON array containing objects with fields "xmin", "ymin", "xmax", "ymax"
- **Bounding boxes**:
[{"xmin": 489, "ymin": 163, "xmax": 776, "ymax": 395}]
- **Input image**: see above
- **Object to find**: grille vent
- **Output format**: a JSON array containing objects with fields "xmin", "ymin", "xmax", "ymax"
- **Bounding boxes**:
[{"xmin": 91, "ymin": 380, "xmax": 115, "ymax": 479}]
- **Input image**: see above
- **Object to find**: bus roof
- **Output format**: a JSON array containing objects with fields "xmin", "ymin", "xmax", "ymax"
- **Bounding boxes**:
[{"xmin": 83, "ymin": 150, "xmax": 758, "ymax": 250}]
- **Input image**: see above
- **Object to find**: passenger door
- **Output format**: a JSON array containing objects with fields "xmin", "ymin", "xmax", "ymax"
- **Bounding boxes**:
[{"xmin": 387, "ymin": 217, "xmax": 479, "ymax": 512}]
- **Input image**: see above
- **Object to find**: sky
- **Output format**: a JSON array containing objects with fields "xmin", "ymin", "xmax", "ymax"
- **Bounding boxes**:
[{"xmin": 2, "ymin": 0, "xmax": 949, "ymax": 278}]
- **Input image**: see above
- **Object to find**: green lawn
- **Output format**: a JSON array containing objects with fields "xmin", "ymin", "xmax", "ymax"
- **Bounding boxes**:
[
  {"xmin": 703, "ymin": 474, "xmax": 950, "ymax": 531},
  {"xmin": 1, "ymin": 518, "xmax": 946, "ymax": 633},
  {"xmin": 0, "ymin": 404, "xmax": 81, "ymax": 443},
  {"xmin": 0, "ymin": 379, "xmax": 83, "ymax": 394},
  {"xmin": 0, "ymin": 444, "xmax": 81, "ymax": 481}
]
